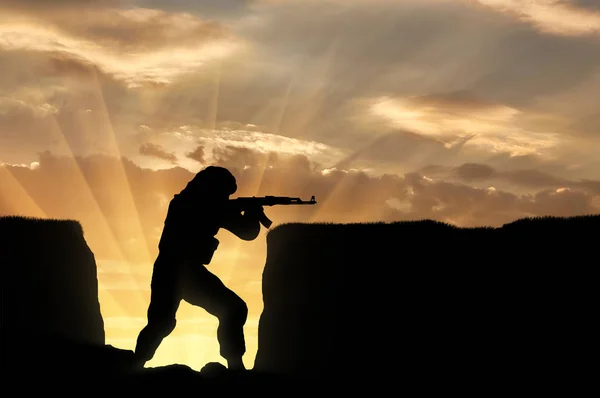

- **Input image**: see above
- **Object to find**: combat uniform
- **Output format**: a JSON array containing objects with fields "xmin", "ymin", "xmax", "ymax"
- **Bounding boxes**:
[{"xmin": 135, "ymin": 180, "xmax": 259, "ymax": 368}]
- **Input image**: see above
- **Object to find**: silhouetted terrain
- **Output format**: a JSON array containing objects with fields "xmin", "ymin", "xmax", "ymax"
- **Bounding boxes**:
[
  {"xmin": 0, "ymin": 216, "xmax": 132, "ymax": 383},
  {"xmin": 0, "ymin": 216, "xmax": 309, "ymax": 391},
  {"xmin": 255, "ymin": 216, "xmax": 597, "ymax": 384},
  {"xmin": 0, "ymin": 216, "xmax": 104, "ymax": 345},
  {"xmin": 1, "ymin": 214, "xmax": 595, "ymax": 390}
]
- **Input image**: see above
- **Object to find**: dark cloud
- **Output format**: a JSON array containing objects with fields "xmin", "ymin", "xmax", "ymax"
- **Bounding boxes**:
[
  {"xmin": 45, "ymin": 53, "xmax": 99, "ymax": 78},
  {"xmin": 331, "ymin": 131, "xmax": 459, "ymax": 172},
  {"xmin": 185, "ymin": 145, "xmax": 205, "ymax": 163},
  {"xmin": 0, "ymin": 97, "xmax": 62, "ymax": 159},
  {"xmin": 502, "ymin": 169, "xmax": 571, "ymax": 188},
  {"xmin": 236, "ymin": 0, "xmax": 600, "ymax": 109},
  {"xmin": 139, "ymin": 143, "xmax": 177, "ymax": 163},
  {"xmin": 528, "ymin": 188, "xmax": 596, "ymax": 218},
  {"xmin": 579, "ymin": 179, "xmax": 600, "ymax": 195},
  {"xmin": 0, "ymin": 49, "xmax": 169, "ymax": 164},
  {"xmin": 468, "ymin": 33, "xmax": 600, "ymax": 107},
  {"xmin": 212, "ymin": 146, "xmax": 267, "ymax": 174},
  {"xmin": 0, "ymin": 51, "xmax": 104, "ymax": 97},
  {"xmin": 453, "ymin": 163, "xmax": 496, "ymax": 181},
  {"xmin": 449, "ymin": 163, "xmax": 570, "ymax": 189},
  {"xmin": 485, "ymin": 153, "xmax": 545, "ymax": 171},
  {"xmin": 407, "ymin": 90, "xmax": 503, "ymax": 111},
  {"xmin": 15, "ymin": 7, "xmax": 233, "ymax": 52},
  {"xmin": 131, "ymin": 0, "xmax": 253, "ymax": 19},
  {"xmin": 434, "ymin": 162, "xmax": 600, "ymax": 195},
  {"xmin": 567, "ymin": 0, "xmax": 600, "ymax": 10},
  {"xmin": 562, "ymin": 112, "xmax": 600, "ymax": 136}
]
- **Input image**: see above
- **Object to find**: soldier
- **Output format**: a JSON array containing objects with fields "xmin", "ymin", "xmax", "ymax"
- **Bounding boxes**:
[{"xmin": 134, "ymin": 166, "xmax": 264, "ymax": 370}]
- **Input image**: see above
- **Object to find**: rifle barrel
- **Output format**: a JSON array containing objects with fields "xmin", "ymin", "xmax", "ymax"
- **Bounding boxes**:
[{"xmin": 230, "ymin": 195, "xmax": 317, "ymax": 205}]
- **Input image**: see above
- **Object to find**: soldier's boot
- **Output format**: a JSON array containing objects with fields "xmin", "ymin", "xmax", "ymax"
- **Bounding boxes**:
[{"xmin": 227, "ymin": 357, "xmax": 246, "ymax": 371}]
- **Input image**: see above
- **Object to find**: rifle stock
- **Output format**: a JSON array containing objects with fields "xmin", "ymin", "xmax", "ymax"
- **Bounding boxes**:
[{"xmin": 228, "ymin": 195, "xmax": 317, "ymax": 229}]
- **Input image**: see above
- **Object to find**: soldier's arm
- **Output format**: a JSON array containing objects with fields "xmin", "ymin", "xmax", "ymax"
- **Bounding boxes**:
[{"xmin": 221, "ymin": 207, "xmax": 262, "ymax": 241}]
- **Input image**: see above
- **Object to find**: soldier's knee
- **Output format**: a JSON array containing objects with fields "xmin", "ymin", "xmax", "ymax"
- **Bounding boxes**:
[{"xmin": 221, "ymin": 297, "xmax": 247, "ymax": 324}]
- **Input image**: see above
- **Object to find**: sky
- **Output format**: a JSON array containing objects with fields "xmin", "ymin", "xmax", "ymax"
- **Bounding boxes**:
[{"xmin": 1, "ymin": 0, "xmax": 600, "ymax": 369}]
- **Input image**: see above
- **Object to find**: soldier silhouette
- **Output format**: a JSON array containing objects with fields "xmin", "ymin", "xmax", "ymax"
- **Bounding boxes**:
[{"xmin": 134, "ymin": 166, "xmax": 264, "ymax": 370}]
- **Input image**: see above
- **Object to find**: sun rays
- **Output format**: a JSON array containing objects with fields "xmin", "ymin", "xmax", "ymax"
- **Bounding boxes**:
[
  {"xmin": 0, "ymin": 166, "xmax": 47, "ymax": 218},
  {"xmin": 88, "ymin": 67, "xmax": 155, "ymax": 263},
  {"xmin": 0, "ymin": 13, "xmax": 390, "ymax": 372},
  {"xmin": 0, "ymin": 116, "xmax": 139, "ymax": 319},
  {"xmin": 50, "ymin": 104, "xmax": 152, "ymax": 313},
  {"xmin": 281, "ymin": 37, "xmax": 340, "ymax": 142},
  {"xmin": 0, "ymin": 0, "xmax": 500, "ymax": 371},
  {"xmin": 0, "ymin": 62, "xmax": 161, "ymax": 335}
]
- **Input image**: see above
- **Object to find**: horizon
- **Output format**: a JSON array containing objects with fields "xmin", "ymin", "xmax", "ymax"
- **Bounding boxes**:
[{"xmin": 2, "ymin": 0, "xmax": 600, "ymax": 370}]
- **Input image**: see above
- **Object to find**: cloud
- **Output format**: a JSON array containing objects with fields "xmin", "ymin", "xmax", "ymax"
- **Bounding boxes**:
[
  {"xmin": 0, "ymin": 98, "xmax": 59, "ymax": 119},
  {"xmin": 528, "ymin": 187, "xmax": 596, "ymax": 217},
  {"xmin": 474, "ymin": 0, "xmax": 600, "ymax": 37},
  {"xmin": 2, "ymin": 0, "xmax": 600, "ymax": 243},
  {"xmin": 3, "ymin": 0, "xmax": 600, "ymax": 177},
  {"xmin": 132, "ymin": 0, "xmax": 254, "ymax": 19},
  {"xmin": 368, "ymin": 93, "xmax": 560, "ymax": 156},
  {"xmin": 0, "ymin": 7, "xmax": 242, "ymax": 88},
  {"xmin": 185, "ymin": 145, "xmax": 205, "ymax": 163},
  {"xmin": 195, "ymin": 129, "xmax": 343, "ymax": 161},
  {"xmin": 330, "ymin": 130, "xmax": 459, "ymax": 173},
  {"xmin": 136, "ymin": 126, "xmax": 347, "ymax": 171},
  {"xmin": 2, "ymin": 150, "xmax": 599, "ymax": 266},
  {"xmin": 453, "ymin": 163, "xmax": 497, "ymax": 181},
  {"xmin": 139, "ymin": 142, "xmax": 178, "ymax": 163},
  {"xmin": 502, "ymin": 169, "xmax": 571, "ymax": 188},
  {"xmin": 426, "ymin": 161, "xmax": 599, "ymax": 194},
  {"xmin": 43, "ymin": 8, "xmax": 232, "ymax": 51},
  {"xmin": 568, "ymin": 0, "xmax": 600, "ymax": 10}
]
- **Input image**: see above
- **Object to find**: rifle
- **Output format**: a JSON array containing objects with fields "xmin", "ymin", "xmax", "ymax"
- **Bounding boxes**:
[{"xmin": 228, "ymin": 195, "xmax": 317, "ymax": 228}]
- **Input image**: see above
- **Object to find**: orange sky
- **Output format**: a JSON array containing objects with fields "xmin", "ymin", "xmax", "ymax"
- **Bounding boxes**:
[{"xmin": 1, "ymin": 0, "xmax": 600, "ymax": 369}]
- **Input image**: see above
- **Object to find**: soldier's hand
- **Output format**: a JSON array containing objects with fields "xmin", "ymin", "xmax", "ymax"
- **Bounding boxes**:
[{"xmin": 244, "ymin": 204, "xmax": 264, "ymax": 217}]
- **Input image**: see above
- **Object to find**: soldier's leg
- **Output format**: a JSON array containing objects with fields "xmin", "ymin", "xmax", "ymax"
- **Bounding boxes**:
[
  {"xmin": 181, "ymin": 265, "xmax": 248, "ymax": 369},
  {"xmin": 134, "ymin": 254, "xmax": 182, "ymax": 365}
]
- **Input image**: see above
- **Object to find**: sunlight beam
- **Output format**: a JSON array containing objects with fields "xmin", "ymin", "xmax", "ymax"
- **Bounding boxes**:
[
  {"xmin": 250, "ymin": 75, "xmax": 298, "ymax": 195},
  {"xmin": 35, "ymin": 84, "xmax": 144, "ymax": 312},
  {"xmin": 88, "ymin": 67, "xmax": 154, "ymax": 267},
  {"xmin": 282, "ymin": 37, "xmax": 340, "ymax": 142},
  {"xmin": 272, "ymin": 74, "xmax": 296, "ymax": 137},
  {"xmin": 0, "ymin": 165, "xmax": 47, "ymax": 218},
  {"xmin": 207, "ymin": 59, "xmax": 222, "ymax": 131},
  {"xmin": 306, "ymin": 169, "xmax": 385, "ymax": 224}
]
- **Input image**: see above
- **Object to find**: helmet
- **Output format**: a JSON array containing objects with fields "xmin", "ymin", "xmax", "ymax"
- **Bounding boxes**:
[{"xmin": 184, "ymin": 166, "xmax": 237, "ymax": 197}]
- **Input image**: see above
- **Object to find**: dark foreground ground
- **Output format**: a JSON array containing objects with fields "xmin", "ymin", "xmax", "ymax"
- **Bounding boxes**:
[
  {"xmin": 0, "ymin": 333, "xmax": 323, "ymax": 393},
  {"xmin": 2, "ymin": 215, "xmax": 596, "ymax": 392},
  {"xmin": 4, "ymin": 335, "xmax": 582, "ymax": 393}
]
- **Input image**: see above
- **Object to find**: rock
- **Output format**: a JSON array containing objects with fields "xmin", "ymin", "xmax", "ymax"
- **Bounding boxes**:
[
  {"xmin": 200, "ymin": 361, "xmax": 228, "ymax": 377},
  {"xmin": 0, "ymin": 216, "xmax": 105, "ymax": 346},
  {"xmin": 254, "ymin": 216, "xmax": 597, "ymax": 382}
]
